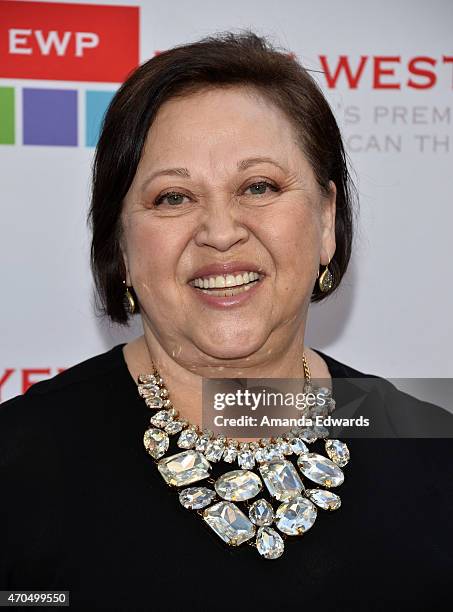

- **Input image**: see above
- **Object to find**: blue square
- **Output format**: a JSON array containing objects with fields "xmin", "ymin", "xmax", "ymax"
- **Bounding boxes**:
[
  {"xmin": 23, "ymin": 88, "xmax": 77, "ymax": 147},
  {"xmin": 86, "ymin": 90, "xmax": 115, "ymax": 147}
]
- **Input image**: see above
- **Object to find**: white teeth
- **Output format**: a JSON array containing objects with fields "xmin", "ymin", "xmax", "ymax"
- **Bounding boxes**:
[
  {"xmin": 198, "ymin": 280, "xmax": 260, "ymax": 297},
  {"xmin": 191, "ymin": 271, "xmax": 261, "ymax": 288}
]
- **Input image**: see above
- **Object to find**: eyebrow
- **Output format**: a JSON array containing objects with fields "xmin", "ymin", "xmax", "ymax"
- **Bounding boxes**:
[
  {"xmin": 237, "ymin": 156, "xmax": 286, "ymax": 173},
  {"xmin": 141, "ymin": 156, "xmax": 286, "ymax": 189}
]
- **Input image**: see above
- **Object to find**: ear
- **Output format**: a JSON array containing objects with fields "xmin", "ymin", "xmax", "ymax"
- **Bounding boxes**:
[{"xmin": 320, "ymin": 180, "xmax": 337, "ymax": 264}]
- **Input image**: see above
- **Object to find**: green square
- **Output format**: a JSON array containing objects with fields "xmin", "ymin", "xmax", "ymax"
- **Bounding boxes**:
[{"xmin": 0, "ymin": 87, "xmax": 15, "ymax": 145}]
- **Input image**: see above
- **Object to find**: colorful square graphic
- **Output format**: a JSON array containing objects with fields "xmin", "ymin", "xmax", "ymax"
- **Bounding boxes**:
[
  {"xmin": 86, "ymin": 90, "xmax": 115, "ymax": 147},
  {"xmin": 0, "ymin": 87, "xmax": 15, "ymax": 144},
  {"xmin": 23, "ymin": 88, "xmax": 77, "ymax": 146}
]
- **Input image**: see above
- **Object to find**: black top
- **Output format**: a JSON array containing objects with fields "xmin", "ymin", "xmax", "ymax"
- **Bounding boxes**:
[{"xmin": 0, "ymin": 344, "xmax": 452, "ymax": 611}]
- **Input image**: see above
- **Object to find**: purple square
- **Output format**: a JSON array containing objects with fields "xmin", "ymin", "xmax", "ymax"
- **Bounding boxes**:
[{"xmin": 23, "ymin": 88, "xmax": 77, "ymax": 146}]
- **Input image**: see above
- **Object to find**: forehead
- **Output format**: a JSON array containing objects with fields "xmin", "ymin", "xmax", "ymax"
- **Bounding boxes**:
[{"xmin": 139, "ymin": 86, "xmax": 303, "ymax": 167}]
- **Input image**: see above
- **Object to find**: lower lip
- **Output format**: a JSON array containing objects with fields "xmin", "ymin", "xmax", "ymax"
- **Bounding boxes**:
[{"xmin": 188, "ymin": 277, "xmax": 265, "ymax": 309}]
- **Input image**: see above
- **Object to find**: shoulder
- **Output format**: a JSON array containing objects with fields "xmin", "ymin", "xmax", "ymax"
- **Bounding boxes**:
[
  {"xmin": 312, "ymin": 347, "xmax": 453, "ymax": 436},
  {"xmin": 311, "ymin": 347, "xmax": 377, "ymax": 378},
  {"xmin": 19, "ymin": 344, "xmax": 126, "ymax": 399},
  {"xmin": 0, "ymin": 344, "xmax": 127, "ymax": 445}
]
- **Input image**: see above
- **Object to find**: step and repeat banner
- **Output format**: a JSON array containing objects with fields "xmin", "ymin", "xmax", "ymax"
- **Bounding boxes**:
[{"xmin": 1, "ymin": 0, "xmax": 452, "ymax": 402}]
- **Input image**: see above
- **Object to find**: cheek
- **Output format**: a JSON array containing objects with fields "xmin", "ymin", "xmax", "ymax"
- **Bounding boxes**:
[
  {"xmin": 124, "ymin": 220, "xmax": 183, "ymax": 291},
  {"xmin": 263, "ymin": 205, "xmax": 321, "ymax": 273}
]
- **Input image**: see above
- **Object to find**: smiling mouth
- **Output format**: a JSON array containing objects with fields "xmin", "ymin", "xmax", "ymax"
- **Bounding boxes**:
[
  {"xmin": 194, "ymin": 277, "xmax": 263, "ymax": 297},
  {"xmin": 189, "ymin": 272, "xmax": 265, "ymax": 297}
]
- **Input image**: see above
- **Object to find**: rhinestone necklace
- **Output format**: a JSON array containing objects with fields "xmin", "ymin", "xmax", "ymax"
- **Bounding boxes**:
[{"xmin": 138, "ymin": 352, "xmax": 350, "ymax": 560}]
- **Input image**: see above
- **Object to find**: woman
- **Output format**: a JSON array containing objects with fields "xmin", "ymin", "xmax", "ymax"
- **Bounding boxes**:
[{"xmin": 1, "ymin": 31, "xmax": 451, "ymax": 611}]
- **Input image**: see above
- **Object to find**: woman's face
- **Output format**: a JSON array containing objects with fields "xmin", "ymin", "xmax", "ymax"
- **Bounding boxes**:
[{"xmin": 121, "ymin": 86, "xmax": 336, "ymax": 365}]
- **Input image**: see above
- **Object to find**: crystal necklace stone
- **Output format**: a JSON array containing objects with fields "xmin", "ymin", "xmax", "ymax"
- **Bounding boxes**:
[
  {"xmin": 249, "ymin": 499, "xmax": 274, "ymax": 526},
  {"xmin": 325, "ymin": 439, "xmax": 350, "ymax": 467},
  {"xmin": 253, "ymin": 447, "xmax": 267, "ymax": 464},
  {"xmin": 143, "ymin": 427, "xmax": 169, "ymax": 459},
  {"xmin": 164, "ymin": 420, "xmax": 185, "ymax": 435},
  {"xmin": 138, "ymin": 383, "xmax": 160, "ymax": 399},
  {"xmin": 179, "ymin": 487, "xmax": 217, "ymax": 510},
  {"xmin": 297, "ymin": 453, "xmax": 344, "ymax": 487},
  {"xmin": 138, "ymin": 373, "xmax": 158, "ymax": 385},
  {"xmin": 237, "ymin": 445, "xmax": 255, "ymax": 469},
  {"xmin": 205, "ymin": 440, "xmax": 226, "ymax": 462},
  {"xmin": 150, "ymin": 409, "xmax": 173, "ymax": 428},
  {"xmin": 195, "ymin": 432, "xmax": 212, "ymax": 452},
  {"xmin": 256, "ymin": 526, "xmax": 285, "ymax": 559},
  {"xmin": 215, "ymin": 470, "xmax": 262, "ymax": 502},
  {"xmin": 145, "ymin": 396, "xmax": 164, "ymax": 409},
  {"xmin": 222, "ymin": 442, "xmax": 238, "ymax": 463},
  {"xmin": 177, "ymin": 426, "xmax": 198, "ymax": 449},
  {"xmin": 263, "ymin": 444, "xmax": 284, "ymax": 462},
  {"xmin": 299, "ymin": 428, "xmax": 318, "ymax": 443},
  {"xmin": 275, "ymin": 495, "xmax": 317, "ymax": 535},
  {"xmin": 203, "ymin": 501, "xmax": 256, "ymax": 546},
  {"xmin": 259, "ymin": 459, "xmax": 305, "ymax": 501},
  {"xmin": 289, "ymin": 437, "xmax": 309, "ymax": 455},
  {"xmin": 158, "ymin": 450, "xmax": 211, "ymax": 486},
  {"xmin": 305, "ymin": 489, "xmax": 341, "ymax": 511},
  {"xmin": 275, "ymin": 437, "xmax": 293, "ymax": 455}
]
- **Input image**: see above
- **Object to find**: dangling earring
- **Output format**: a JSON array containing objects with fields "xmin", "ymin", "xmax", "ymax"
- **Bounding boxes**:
[
  {"xmin": 318, "ymin": 256, "xmax": 334, "ymax": 293},
  {"xmin": 123, "ymin": 280, "xmax": 136, "ymax": 315}
]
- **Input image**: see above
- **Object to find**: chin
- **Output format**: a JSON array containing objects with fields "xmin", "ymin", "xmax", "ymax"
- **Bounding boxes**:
[{"xmin": 197, "ymin": 335, "xmax": 266, "ymax": 361}]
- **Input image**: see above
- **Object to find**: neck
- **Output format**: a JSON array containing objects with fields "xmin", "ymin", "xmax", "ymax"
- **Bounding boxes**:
[{"xmin": 123, "ymin": 331, "xmax": 330, "ymax": 437}]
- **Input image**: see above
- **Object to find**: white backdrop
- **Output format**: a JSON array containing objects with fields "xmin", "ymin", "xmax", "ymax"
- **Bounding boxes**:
[{"xmin": 1, "ymin": 0, "xmax": 452, "ymax": 403}]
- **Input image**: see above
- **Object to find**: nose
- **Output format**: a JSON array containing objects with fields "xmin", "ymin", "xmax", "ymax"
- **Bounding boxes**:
[{"xmin": 193, "ymin": 197, "xmax": 249, "ymax": 252}]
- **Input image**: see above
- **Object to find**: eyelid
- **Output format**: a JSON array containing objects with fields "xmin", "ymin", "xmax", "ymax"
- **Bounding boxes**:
[
  {"xmin": 153, "ymin": 189, "xmax": 192, "ymax": 206},
  {"xmin": 243, "ymin": 178, "xmax": 280, "ymax": 192},
  {"xmin": 244, "ymin": 175, "xmax": 278, "ymax": 185}
]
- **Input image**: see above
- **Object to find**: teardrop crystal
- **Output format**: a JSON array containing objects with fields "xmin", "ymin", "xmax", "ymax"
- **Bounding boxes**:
[
  {"xmin": 256, "ymin": 526, "xmax": 285, "ymax": 559},
  {"xmin": 249, "ymin": 499, "xmax": 274, "ymax": 526}
]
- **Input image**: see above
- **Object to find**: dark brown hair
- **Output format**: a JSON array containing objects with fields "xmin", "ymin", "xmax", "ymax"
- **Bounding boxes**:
[{"xmin": 88, "ymin": 30, "xmax": 356, "ymax": 324}]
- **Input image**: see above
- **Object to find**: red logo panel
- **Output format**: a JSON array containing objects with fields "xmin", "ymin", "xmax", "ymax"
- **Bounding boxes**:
[{"xmin": 0, "ymin": 1, "xmax": 139, "ymax": 82}]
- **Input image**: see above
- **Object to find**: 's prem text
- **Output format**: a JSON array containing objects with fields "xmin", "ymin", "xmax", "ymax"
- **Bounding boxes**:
[{"xmin": 213, "ymin": 390, "xmax": 327, "ymax": 411}]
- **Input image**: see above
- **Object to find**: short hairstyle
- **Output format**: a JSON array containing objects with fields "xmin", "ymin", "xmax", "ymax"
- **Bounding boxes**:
[{"xmin": 88, "ymin": 30, "xmax": 356, "ymax": 324}]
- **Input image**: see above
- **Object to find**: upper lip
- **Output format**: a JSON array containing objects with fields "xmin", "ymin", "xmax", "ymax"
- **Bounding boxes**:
[{"xmin": 188, "ymin": 261, "xmax": 266, "ymax": 282}]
